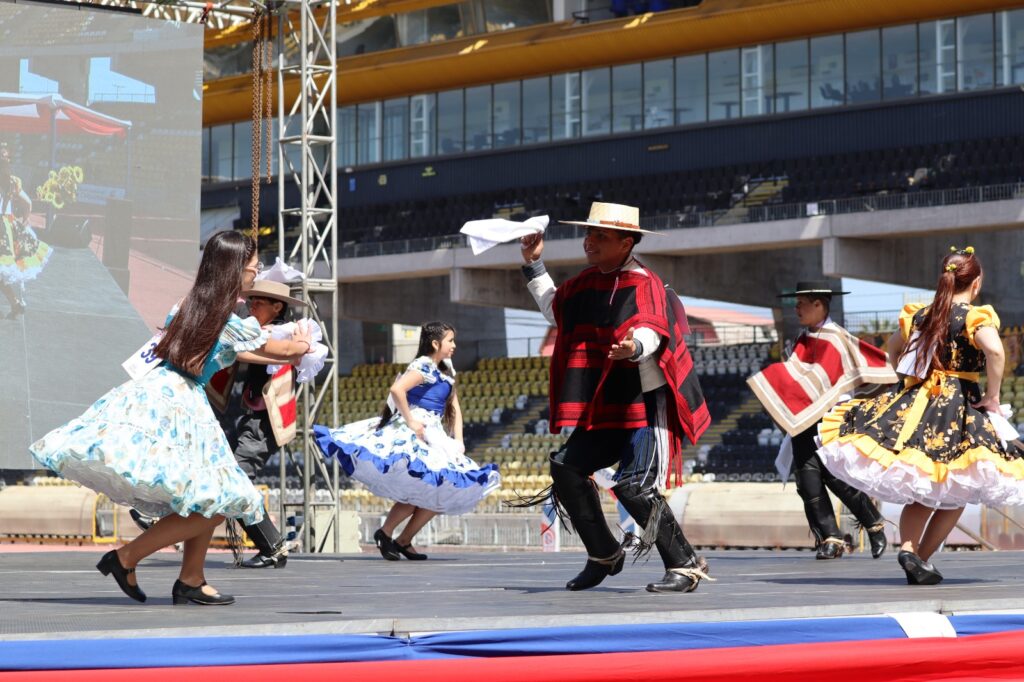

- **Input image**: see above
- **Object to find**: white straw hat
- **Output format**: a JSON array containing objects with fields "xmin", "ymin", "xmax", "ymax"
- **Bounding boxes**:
[{"xmin": 559, "ymin": 202, "xmax": 659, "ymax": 235}]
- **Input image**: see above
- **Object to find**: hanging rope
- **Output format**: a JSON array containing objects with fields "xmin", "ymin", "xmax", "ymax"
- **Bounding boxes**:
[{"xmin": 250, "ymin": 11, "xmax": 273, "ymax": 248}]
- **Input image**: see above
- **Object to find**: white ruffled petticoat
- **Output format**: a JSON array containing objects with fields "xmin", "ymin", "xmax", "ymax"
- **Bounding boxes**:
[{"xmin": 314, "ymin": 407, "xmax": 500, "ymax": 515}]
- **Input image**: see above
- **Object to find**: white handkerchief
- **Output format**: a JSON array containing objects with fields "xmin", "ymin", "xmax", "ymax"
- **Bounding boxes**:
[
  {"xmin": 256, "ymin": 257, "xmax": 304, "ymax": 284},
  {"xmin": 460, "ymin": 215, "xmax": 549, "ymax": 255},
  {"xmin": 775, "ymin": 434, "xmax": 794, "ymax": 486},
  {"xmin": 266, "ymin": 319, "xmax": 327, "ymax": 383},
  {"xmin": 987, "ymin": 405, "xmax": 1019, "ymax": 446}
]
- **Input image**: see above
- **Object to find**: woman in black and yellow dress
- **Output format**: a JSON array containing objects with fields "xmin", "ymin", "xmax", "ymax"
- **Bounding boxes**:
[{"xmin": 817, "ymin": 247, "xmax": 1024, "ymax": 585}]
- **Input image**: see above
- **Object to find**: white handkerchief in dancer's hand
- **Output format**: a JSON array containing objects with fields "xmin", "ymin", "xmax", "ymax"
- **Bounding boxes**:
[
  {"xmin": 256, "ymin": 257, "xmax": 304, "ymax": 284},
  {"xmin": 460, "ymin": 215, "xmax": 549, "ymax": 255}
]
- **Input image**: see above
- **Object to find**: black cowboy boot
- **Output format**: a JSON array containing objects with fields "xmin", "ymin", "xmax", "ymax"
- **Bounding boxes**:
[
  {"xmin": 550, "ymin": 459, "xmax": 622, "ymax": 591},
  {"xmin": 613, "ymin": 481, "xmax": 710, "ymax": 594},
  {"xmin": 240, "ymin": 508, "xmax": 288, "ymax": 569},
  {"xmin": 866, "ymin": 523, "xmax": 888, "ymax": 559}
]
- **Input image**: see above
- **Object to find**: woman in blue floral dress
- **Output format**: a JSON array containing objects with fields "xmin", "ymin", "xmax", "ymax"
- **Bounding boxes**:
[
  {"xmin": 314, "ymin": 322, "xmax": 500, "ymax": 560},
  {"xmin": 31, "ymin": 230, "xmax": 313, "ymax": 605}
]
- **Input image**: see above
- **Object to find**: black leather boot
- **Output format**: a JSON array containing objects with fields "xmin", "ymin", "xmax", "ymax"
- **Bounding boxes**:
[
  {"xmin": 816, "ymin": 536, "xmax": 847, "ymax": 560},
  {"xmin": 241, "ymin": 508, "xmax": 288, "ymax": 568},
  {"xmin": 550, "ymin": 458, "xmax": 621, "ymax": 591},
  {"xmin": 613, "ymin": 481, "xmax": 709, "ymax": 594},
  {"xmin": 867, "ymin": 523, "xmax": 888, "ymax": 559}
]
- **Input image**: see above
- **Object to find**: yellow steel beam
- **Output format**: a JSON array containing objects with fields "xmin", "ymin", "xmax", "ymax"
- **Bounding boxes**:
[{"xmin": 203, "ymin": 0, "xmax": 1024, "ymax": 126}]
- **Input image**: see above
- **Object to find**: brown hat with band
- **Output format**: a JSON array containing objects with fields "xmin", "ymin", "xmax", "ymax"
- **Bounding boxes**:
[{"xmin": 241, "ymin": 279, "xmax": 306, "ymax": 307}]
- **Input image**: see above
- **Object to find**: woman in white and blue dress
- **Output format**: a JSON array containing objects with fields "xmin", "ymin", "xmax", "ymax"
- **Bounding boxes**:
[
  {"xmin": 314, "ymin": 322, "xmax": 500, "ymax": 560},
  {"xmin": 30, "ymin": 231, "xmax": 313, "ymax": 605}
]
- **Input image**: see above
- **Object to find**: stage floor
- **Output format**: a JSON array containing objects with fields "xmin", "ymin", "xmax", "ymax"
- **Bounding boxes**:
[{"xmin": 3, "ymin": 548, "xmax": 1024, "ymax": 641}]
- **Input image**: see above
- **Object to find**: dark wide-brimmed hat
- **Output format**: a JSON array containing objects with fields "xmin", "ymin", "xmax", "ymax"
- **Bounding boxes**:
[{"xmin": 778, "ymin": 280, "xmax": 850, "ymax": 298}]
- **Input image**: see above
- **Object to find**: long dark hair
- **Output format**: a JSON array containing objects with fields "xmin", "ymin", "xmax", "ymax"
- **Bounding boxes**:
[
  {"xmin": 378, "ymin": 321, "xmax": 457, "ymax": 433},
  {"xmin": 903, "ymin": 250, "xmax": 983, "ymax": 376},
  {"xmin": 155, "ymin": 230, "xmax": 256, "ymax": 376}
]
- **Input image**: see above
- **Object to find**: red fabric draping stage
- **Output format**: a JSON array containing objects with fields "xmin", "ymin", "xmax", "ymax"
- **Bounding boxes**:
[{"xmin": 5, "ymin": 629, "xmax": 1024, "ymax": 682}]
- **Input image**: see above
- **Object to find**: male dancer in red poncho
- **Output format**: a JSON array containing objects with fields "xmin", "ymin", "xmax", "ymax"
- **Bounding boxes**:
[{"xmin": 520, "ymin": 202, "xmax": 711, "ymax": 593}]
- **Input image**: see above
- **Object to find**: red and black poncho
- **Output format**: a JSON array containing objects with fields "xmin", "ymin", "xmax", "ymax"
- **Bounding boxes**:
[{"xmin": 548, "ymin": 261, "xmax": 711, "ymax": 486}]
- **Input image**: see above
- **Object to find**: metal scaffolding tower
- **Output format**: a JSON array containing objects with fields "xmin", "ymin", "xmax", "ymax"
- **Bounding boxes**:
[{"xmin": 62, "ymin": 0, "xmax": 343, "ymax": 552}]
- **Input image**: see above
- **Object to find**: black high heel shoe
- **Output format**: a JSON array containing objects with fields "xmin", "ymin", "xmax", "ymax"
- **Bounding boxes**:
[
  {"xmin": 396, "ymin": 542, "xmax": 428, "ymax": 561},
  {"xmin": 171, "ymin": 580, "xmax": 235, "ymax": 606},
  {"xmin": 897, "ymin": 550, "xmax": 943, "ymax": 585},
  {"xmin": 96, "ymin": 550, "xmax": 146, "ymax": 603},
  {"xmin": 373, "ymin": 529, "xmax": 401, "ymax": 561}
]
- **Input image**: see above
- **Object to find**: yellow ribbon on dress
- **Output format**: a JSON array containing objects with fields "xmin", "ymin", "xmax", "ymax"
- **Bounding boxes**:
[{"xmin": 892, "ymin": 370, "xmax": 981, "ymax": 450}]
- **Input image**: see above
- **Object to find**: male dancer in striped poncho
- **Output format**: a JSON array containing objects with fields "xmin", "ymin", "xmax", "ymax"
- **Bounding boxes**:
[
  {"xmin": 748, "ymin": 282, "xmax": 897, "ymax": 560},
  {"xmin": 520, "ymin": 202, "xmax": 711, "ymax": 593}
]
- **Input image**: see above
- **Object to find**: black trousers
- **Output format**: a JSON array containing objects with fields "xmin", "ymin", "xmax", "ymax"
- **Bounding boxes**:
[
  {"xmin": 792, "ymin": 423, "xmax": 882, "ymax": 542},
  {"xmin": 550, "ymin": 389, "xmax": 696, "ymax": 567},
  {"xmin": 235, "ymin": 412, "xmax": 284, "ymax": 556}
]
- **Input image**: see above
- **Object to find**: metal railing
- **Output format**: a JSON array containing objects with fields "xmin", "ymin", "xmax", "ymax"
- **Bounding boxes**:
[{"xmin": 339, "ymin": 181, "xmax": 1024, "ymax": 259}]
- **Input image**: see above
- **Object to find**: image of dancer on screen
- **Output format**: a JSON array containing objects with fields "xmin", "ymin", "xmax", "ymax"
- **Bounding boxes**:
[
  {"xmin": 0, "ymin": 142, "xmax": 51, "ymax": 319},
  {"xmin": 30, "ymin": 231, "xmax": 313, "ymax": 605},
  {"xmin": 314, "ymin": 322, "xmax": 500, "ymax": 561},
  {"xmin": 748, "ymin": 282, "xmax": 898, "ymax": 560},
  {"xmin": 817, "ymin": 248, "xmax": 1024, "ymax": 584},
  {"xmin": 518, "ymin": 202, "xmax": 711, "ymax": 593}
]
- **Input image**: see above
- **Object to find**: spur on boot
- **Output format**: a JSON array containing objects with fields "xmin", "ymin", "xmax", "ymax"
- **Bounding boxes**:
[
  {"xmin": 816, "ymin": 537, "xmax": 846, "ymax": 560},
  {"xmin": 396, "ymin": 542, "xmax": 428, "ymax": 561},
  {"xmin": 897, "ymin": 550, "xmax": 943, "ymax": 585},
  {"xmin": 646, "ymin": 557, "xmax": 713, "ymax": 594},
  {"xmin": 374, "ymin": 529, "xmax": 401, "ymax": 561},
  {"xmin": 566, "ymin": 549, "xmax": 625, "ymax": 591},
  {"xmin": 96, "ymin": 550, "xmax": 146, "ymax": 603},
  {"xmin": 241, "ymin": 549, "xmax": 288, "ymax": 569},
  {"xmin": 172, "ymin": 580, "xmax": 235, "ymax": 605},
  {"xmin": 867, "ymin": 524, "xmax": 888, "ymax": 559}
]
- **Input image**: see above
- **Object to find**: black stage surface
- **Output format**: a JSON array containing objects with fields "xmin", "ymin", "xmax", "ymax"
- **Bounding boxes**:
[{"xmin": 2, "ymin": 548, "xmax": 1024, "ymax": 641}]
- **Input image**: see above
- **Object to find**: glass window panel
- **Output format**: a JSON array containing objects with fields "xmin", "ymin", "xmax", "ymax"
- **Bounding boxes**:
[
  {"xmin": 396, "ymin": 4, "xmax": 473, "ymax": 46},
  {"xmin": 209, "ymin": 124, "xmax": 231, "ymax": 182},
  {"xmin": 643, "ymin": 59, "xmax": 673, "ymax": 129},
  {"xmin": 338, "ymin": 106, "xmax": 358, "ymax": 167},
  {"xmin": 919, "ymin": 19, "xmax": 956, "ymax": 95},
  {"xmin": 958, "ymin": 14, "xmax": 995, "ymax": 91},
  {"xmin": 675, "ymin": 54, "xmax": 706, "ymax": 124},
  {"xmin": 810, "ymin": 34, "xmax": 844, "ymax": 107},
  {"xmin": 581, "ymin": 68, "xmax": 611, "ymax": 136},
  {"xmin": 233, "ymin": 119, "xmax": 252, "ymax": 181},
  {"xmin": 522, "ymin": 76, "xmax": 550, "ymax": 144},
  {"xmin": 774, "ymin": 39, "xmax": 808, "ymax": 112},
  {"xmin": 882, "ymin": 24, "xmax": 918, "ymax": 99},
  {"xmin": 409, "ymin": 93, "xmax": 436, "ymax": 158},
  {"xmin": 741, "ymin": 45, "xmax": 774, "ymax": 116},
  {"xmin": 437, "ymin": 90, "xmax": 464, "ymax": 154},
  {"xmin": 201, "ymin": 127, "xmax": 210, "ymax": 181},
  {"xmin": 337, "ymin": 16, "xmax": 398, "ymax": 57},
  {"xmin": 465, "ymin": 85, "xmax": 492, "ymax": 151},
  {"xmin": 382, "ymin": 97, "xmax": 409, "ymax": 162},
  {"xmin": 612, "ymin": 63, "xmax": 643, "ymax": 133},
  {"xmin": 997, "ymin": 9, "xmax": 1024, "ymax": 86},
  {"xmin": 552, "ymin": 72, "xmax": 581, "ymax": 140},
  {"xmin": 482, "ymin": 0, "xmax": 550, "ymax": 32},
  {"xmin": 492, "ymin": 81, "xmax": 521, "ymax": 148},
  {"xmin": 846, "ymin": 30, "xmax": 881, "ymax": 103},
  {"xmin": 708, "ymin": 49, "xmax": 740, "ymax": 121},
  {"xmin": 203, "ymin": 42, "xmax": 250, "ymax": 81},
  {"xmin": 357, "ymin": 102, "xmax": 381, "ymax": 164}
]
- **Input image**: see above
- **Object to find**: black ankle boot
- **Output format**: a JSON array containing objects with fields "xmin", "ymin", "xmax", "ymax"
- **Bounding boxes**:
[
  {"xmin": 816, "ymin": 537, "xmax": 846, "ymax": 560},
  {"xmin": 867, "ymin": 524, "xmax": 888, "ymax": 559},
  {"xmin": 172, "ymin": 580, "xmax": 235, "ymax": 605},
  {"xmin": 566, "ymin": 549, "xmax": 625, "ymax": 591},
  {"xmin": 613, "ymin": 481, "xmax": 710, "ymax": 594}
]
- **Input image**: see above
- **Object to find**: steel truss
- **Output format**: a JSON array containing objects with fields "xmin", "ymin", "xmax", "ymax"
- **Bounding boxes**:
[{"xmin": 61, "ymin": 0, "xmax": 343, "ymax": 552}]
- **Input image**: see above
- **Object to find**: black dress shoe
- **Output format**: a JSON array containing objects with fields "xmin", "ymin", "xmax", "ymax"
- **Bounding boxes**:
[
  {"xmin": 816, "ymin": 538, "xmax": 846, "ymax": 560},
  {"xmin": 240, "ymin": 552, "xmax": 287, "ymax": 569},
  {"xmin": 128, "ymin": 509, "xmax": 154, "ymax": 532},
  {"xmin": 373, "ymin": 529, "xmax": 401, "ymax": 561},
  {"xmin": 566, "ymin": 550, "xmax": 624, "ymax": 591},
  {"xmin": 868, "ymin": 526, "xmax": 888, "ymax": 559},
  {"xmin": 96, "ymin": 550, "xmax": 146, "ymax": 603},
  {"xmin": 396, "ymin": 543, "xmax": 428, "ymax": 561},
  {"xmin": 897, "ymin": 550, "xmax": 943, "ymax": 585},
  {"xmin": 172, "ymin": 580, "xmax": 235, "ymax": 605}
]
